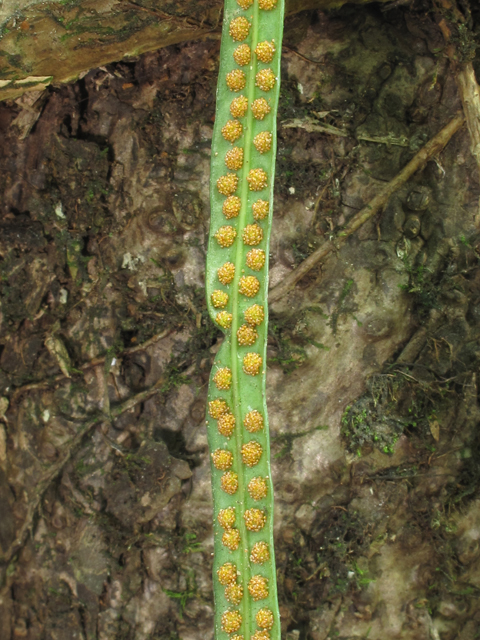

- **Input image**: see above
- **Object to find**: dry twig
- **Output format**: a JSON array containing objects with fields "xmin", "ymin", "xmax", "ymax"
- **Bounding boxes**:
[
  {"xmin": 269, "ymin": 113, "xmax": 465, "ymax": 303},
  {"xmin": 435, "ymin": 2, "xmax": 480, "ymax": 201}
]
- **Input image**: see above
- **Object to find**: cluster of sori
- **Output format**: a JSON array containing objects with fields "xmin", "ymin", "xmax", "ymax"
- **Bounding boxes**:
[
  {"xmin": 209, "ymin": 392, "xmax": 275, "ymax": 638},
  {"xmin": 206, "ymin": 0, "xmax": 283, "ymax": 638},
  {"xmin": 210, "ymin": 14, "xmax": 277, "ymax": 340}
]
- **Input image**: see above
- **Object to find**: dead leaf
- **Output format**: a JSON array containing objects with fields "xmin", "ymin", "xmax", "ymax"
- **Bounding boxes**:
[{"xmin": 429, "ymin": 419, "xmax": 440, "ymax": 442}]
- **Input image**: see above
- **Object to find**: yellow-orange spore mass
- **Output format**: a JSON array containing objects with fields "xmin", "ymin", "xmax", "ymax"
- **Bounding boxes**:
[
  {"xmin": 237, "ymin": 324, "xmax": 258, "ymax": 346},
  {"xmin": 230, "ymin": 96, "xmax": 248, "ymax": 119},
  {"xmin": 213, "ymin": 367, "xmax": 232, "ymax": 390},
  {"xmin": 259, "ymin": 0, "xmax": 278, "ymax": 9},
  {"xmin": 248, "ymin": 575, "xmax": 269, "ymax": 601},
  {"xmin": 246, "ymin": 249, "xmax": 266, "ymax": 271},
  {"xmin": 239, "ymin": 275, "xmax": 260, "ymax": 297},
  {"xmin": 241, "ymin": 440, "xmax": 263, "ymax": 467},
  {"xmin": 218, "ymin": 262, "xmax": 236, "ymax": 285},
  {"xmin": 244, "ymin": 508, "xmax": 266, "ymax": 531},
  {"xmin": 255, "ymin": 69, "xmax": 276, "ymax": 92},
  {"xmin": 221, "ymin": 610, "xmax": 242, "ymax": 634},
  {"xmin": 217, "ymin": 412, "xmax": 235, "ymax": 437},
  {"xmin": 251, "ymin": 98, "xmax": 271, "ymax": 120},
  {"xmin": 252, "ymin": 631, "xmax": 271, "ymax": 640},
  {"xmin": 225, "ymin": 583, "xmax": 244, "ymax": 605},
  {"xmin": 248, "ymin": 476, "xmax": 268, "ymax": 500},
  {"xmin": 236, "ymin": 0, "xmax": 252, "ymax": 8},
  {"xmin": 226, "ymin": 69, "xmax": 247, "ymax": 92},
  {"xmin": 243, "ymin": 352, "xmax": 263, "ymax": 376},
  {"xmin": 211, "ymin": 290, "xmax": 229, "ymax": 309},
  {"xmin": 255, "ymin": 40, "xmax": 276, "ymax": 63},
  {"xmin": 244, "ymin": 409, "xmax": 264, "ymax": 432},
  {"xmin": 250, "ymin": 541, "xmax": 270, "ymax": 564},
  {"xmin": 229, "ymin": 16, "xmax": 250, "ymax": 42},
  {"xmin": 218, "ymin": 507, "xmax": 236, "ymax": 529},
  {"xmin": 242, "ymin": 223, "xmax": 263, "ymax": 246},
  {"xmin": 211, "ymin": 449, "xmax": 233, "ymax": 471},
  {"xmin": 216, "ymin": 310, "xmax": 233, "ymax": 329},
  {"xmin": 222, "ymin": 528, "xmax": 241, "ymax": 551},
  {"xmin": 218, "ymin": 412, "xmax": 236, "ymax": 437},
  {"xmin": 215, "ymin": 226, "xmax": 237, "ymax": 248},
  {"xmin": 217, "ymin": 562, "xmax": 237, "ymax": 585},
  {"xmin": 221, "ymin": 471, "xmax": 239, "ymax": 495},
  {"xmin": 225, "ymin": 147, "xmax": 244, "ymax": 171},
  {"xmin": 223, "ymin": 195, "xmax": 242, "ymax": 219},
  {"xmin": 233, "ymin": 44, "xmax": 251, "ymax": 66},
  {"xmin": 222, "ymin": 119, "xmax": 243, "ymax": 143},
  {"xmin": 256, "ymin": 608, "xmax": 274, "ymax": 630},
  {"xmin": 253, "ymin": 131, "xmax": 272, "ymax": 154},
  {"xmin": 247, "ymin": 168, "xmax": 268, "ymax": 191},
  {"xmin": 217, "ymin": 173, "xmax": 239, "ymax": 196},
  {"xmin": 244, "ymin": 304, "xmax": 265, "ymax": 327},
  {"xmin": 209, "ymin": 399, "xmax": 229, "ymax": 419},
  {"xmin": 231, "ymin": 636, "xmax": 244, "ymax": 640},
  {"xmin": 252, "ymin": 199, "xmax": 269, "ymax": 220}
]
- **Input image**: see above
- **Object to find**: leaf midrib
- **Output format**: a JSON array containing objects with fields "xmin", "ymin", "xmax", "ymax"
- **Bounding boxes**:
[{"xmin": 230, "ymin": 3, "xmax": 260, "ymax": 638}]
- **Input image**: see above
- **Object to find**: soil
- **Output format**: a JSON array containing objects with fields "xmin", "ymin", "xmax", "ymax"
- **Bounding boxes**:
[{"xmin": 0, "ymin": 3, "xmax": 480, "ymax": 640}]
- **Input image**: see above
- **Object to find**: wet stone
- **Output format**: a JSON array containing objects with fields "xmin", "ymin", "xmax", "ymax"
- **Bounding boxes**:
[
  {"xmin": 294, "ymin": 503, "xmax": 317, "ymax": 534},
  {"xmin": 403, "ymin": 215, "xmax": 421, "ymax": 239},
  {"xmin": 406, "ymin": 186, "xmax": 431, "ymax": 211}
]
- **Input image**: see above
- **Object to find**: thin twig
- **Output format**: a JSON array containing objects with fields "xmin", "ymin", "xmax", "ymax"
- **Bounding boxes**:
[
  {"xmin": 282, "ymin": 116, "xmax": 409, "ymax": 146},
  {"xmin": 269, "ymin": 113, "xmax": 465, "ymax": 304},
  {"xmin": 282, "ymin": 45, "xmax": 324, "ymax": 65},
  {"xmin": 435, "ymin": 2, "xmax": 480, "ymax": 216},
  {"xmin": 282, "ymin": 117, "xmax": 349, "ymax": 137},
  {"xmin": 305, "ymin": 564, "xmax": 326, "ymax": 581}
]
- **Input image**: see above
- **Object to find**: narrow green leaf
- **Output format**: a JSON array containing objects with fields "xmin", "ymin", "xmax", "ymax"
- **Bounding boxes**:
[{"xmin": 206, "ymin": 1, "xmax": 284, "ymax": 639}]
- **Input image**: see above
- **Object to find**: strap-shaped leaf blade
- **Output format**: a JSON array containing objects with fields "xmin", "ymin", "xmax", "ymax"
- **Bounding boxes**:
[{"xmin": 206, "ymin": 2, "xmax": 284, "ymax": 639}]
